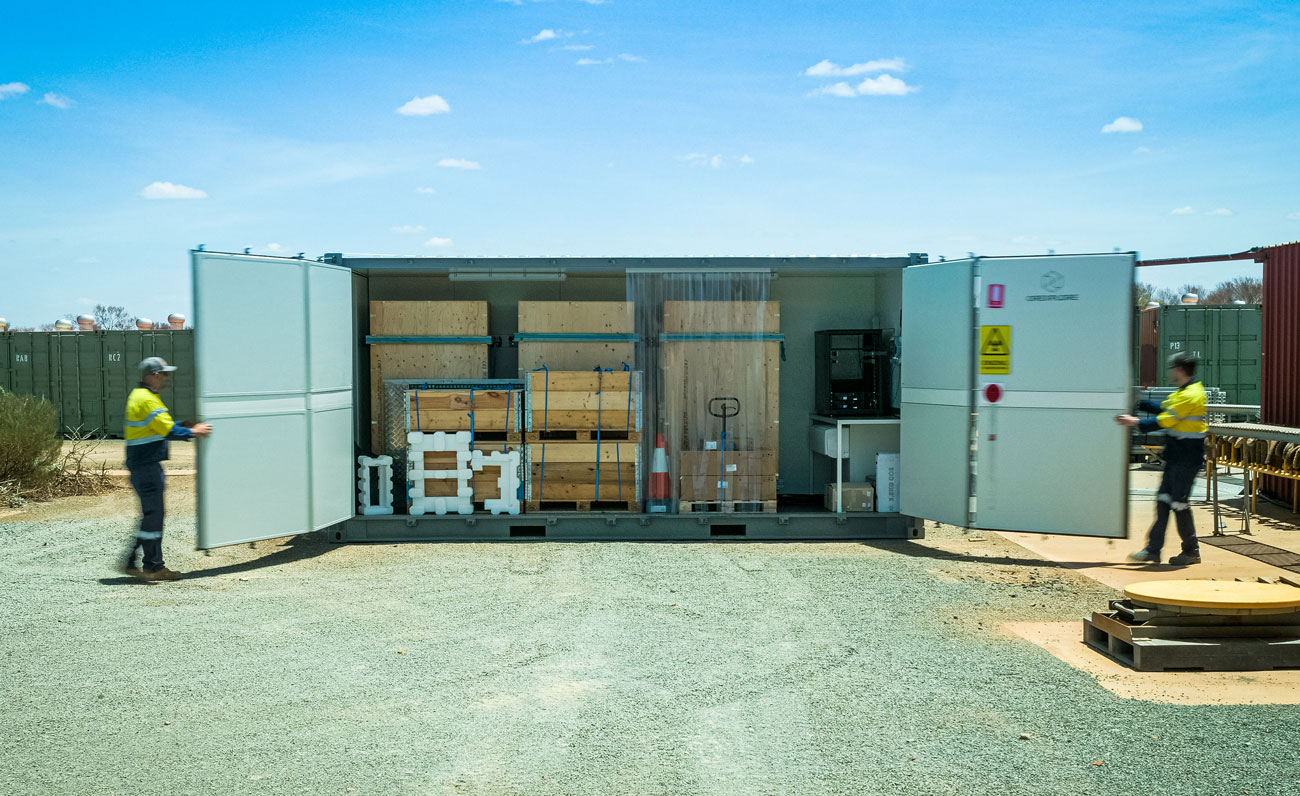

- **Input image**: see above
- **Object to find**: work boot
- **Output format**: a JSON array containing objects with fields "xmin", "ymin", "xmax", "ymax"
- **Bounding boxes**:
[
  {"xmin": 122, "ymin": 564, "xmax": 146, "ymax": 580},
  {"xmin": 142, "ymin": 567, "xmax": 182, "ymax": 582},
  {"xmin": 1126, "ymin": 549, "xmax": 1160, "ymax": 564},
  {"xmin": 1168, "ymin": 552, "xmax": 1202, "ymax": 566}
]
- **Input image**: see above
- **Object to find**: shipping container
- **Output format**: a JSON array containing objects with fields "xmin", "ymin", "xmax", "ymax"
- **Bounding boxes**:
[
  {"xmin": 0, "ymin": 330, "xmax": 196, "ymax": 436},
  {"xmin": 191, "ymin": 250, "xmax": 1137, "ymax": 548},
  {"xmin": 1261, "ymin": 241, "xmax": 1300, "ymax": 499},
  {"xmin": 1155, "ymin": 304, "xmax": 1261, "ymax": 405}
]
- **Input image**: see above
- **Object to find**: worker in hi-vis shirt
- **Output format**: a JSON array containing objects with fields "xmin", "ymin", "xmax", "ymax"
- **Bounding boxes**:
[
  {"xmin": 123, "ymin": 357, "xmax": 212, "ymax": 581},
  {"xmin": 1115, "ymin": 352, "xmax": 1207, "ymax": 566}
]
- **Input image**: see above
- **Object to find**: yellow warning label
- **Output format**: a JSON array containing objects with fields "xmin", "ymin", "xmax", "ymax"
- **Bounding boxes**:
[{"xmin": 980, "ymin": 325, "xmax": 1011, "ymax": 375}]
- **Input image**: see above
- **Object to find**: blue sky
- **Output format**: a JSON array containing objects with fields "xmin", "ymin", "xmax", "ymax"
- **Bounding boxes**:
[{"xmin": 2, "ymin": 0, "xmax": 1297, "ymax": 326}]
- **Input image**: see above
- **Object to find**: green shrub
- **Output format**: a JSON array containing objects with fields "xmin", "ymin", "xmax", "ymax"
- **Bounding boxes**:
[{"xmin": 0, "ymin": 390, "xmax": 62, "ymax": 489}]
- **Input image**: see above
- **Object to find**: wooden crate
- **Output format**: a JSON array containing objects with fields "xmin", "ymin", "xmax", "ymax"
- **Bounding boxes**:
[
  {"xmin": 526, "ymin": 441, "xmax": 640, "ymax": 510},
  {"xmin": 661, "ymin": 301, "xmax": 780, "ymax": 457},
  {"xmin": 525, "ymin": 370, "xmax": 642, "ymax": 439},
  {"xmin": 517, "ymin": 301, "xmax": 636, "ymax": 374},
  {"xmin": 369, "ymin": 301, "xmax": 490, "ymax": 450},
  {"xmin": 418, "ymin": 445, "xmax": 523, "ymax": 509},
  {"xmin": 407, "ymin": 388, "xmax": 521, "ymax": 440},
  {"xmin": 678, "ymin": 449, "xmax": 777, "ymax": 502}
]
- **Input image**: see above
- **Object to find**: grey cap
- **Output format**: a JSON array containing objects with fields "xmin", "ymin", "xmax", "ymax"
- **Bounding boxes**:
[{"xmin": 140, "ymin": 356, "xmax": 178, "ymax": 375}]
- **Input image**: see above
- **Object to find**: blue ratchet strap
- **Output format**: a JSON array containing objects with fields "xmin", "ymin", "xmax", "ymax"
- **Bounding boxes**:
[
  {"xmin": 621, "ymin": 364, "xmax": 633, "ymax": 501},
  {"xmin": 414, "ymin": 390, "xmax": 421, "ymax": 431},
  {"xmin": 594, "ymin": 367, "xmax": 602, "ymax": 500},
  {"xmin": 503, "ymin": 388, "xmax": 512, "ymax": 452},
  {"xmin": 468, "ymin": 387, "xmax": 475, "ymax": 448},
  {"xmin": 536, "ymin": 365, "xmax": 549, "ymax": 499}
]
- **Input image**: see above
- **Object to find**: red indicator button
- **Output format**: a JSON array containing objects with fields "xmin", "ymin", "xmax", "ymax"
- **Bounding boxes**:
[
  {"xmin": 988, "ymin": 284, "xmax": 1005, "ymax": 308},
  {"xmin": 984, "ymin": 383, "xmax": 1003, "ymax": 403}
]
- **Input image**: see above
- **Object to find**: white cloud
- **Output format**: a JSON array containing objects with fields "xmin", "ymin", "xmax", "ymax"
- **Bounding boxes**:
[
  {"xmin": 577, "ymin": 57, "xmax": 613, "ymax": 66},
  {"xmin": 803, "ymin": 58, "xmax": 906, "ymax": 77},
  {"xmin": 1288, "ymin": 211, "xmax": 1300, "ymax": 220},
  {"xmin": 740, "ymin": 154, "xmax": 754, "ymax": 164},
  {"xmin": 415, "ymin": 186, "xmax": 437, "ymax": 194},
  {"xmin": 0, "ymin": 82, "xmax": 29, "ymax": 99},
  {"xmin": 1170, "ymin": 206, "xmax": 1195, "ymax": 215},
  {"xmin": 424, "ymin": 236, "xmax": 453, "ymax": 247},
  {"xmin": 437, "ymin": 158, "xmax": 481, "ymax": 170},
  {"xmin": 396, "ymin": 94, "xmax": 450, "ymax": 116},
  {"xmin": 139, "ymin": 181, "xmax": 208, "ymax": 200},
  {"xmin": 264, "ymin": 243, "xmax": 284, "ymax": 252},
  {"xmin": 522, "ymin": 29, "xmax": 559, "ymax": 44},
  {"xmin": 560, "ymin": 44, "xmax": 595, "ymax": 51},
  {"xmin": 618, "ymin": 53, "xmax": 646, "ymax": 62},
  {"xmin": 682, "ymin": 153, "xmax": 748, "ymax": 169},
  {"xmin": 392, "ymin": 224, "xmax": 426, "ymax": 233},
  {"xmin": 811, "ymin": 82, "xmax": 858, "ymax": 98},
  {"xmin": 856, "ymin": 74, "xmax": 917, "ymax": 95},
  {"xmin": 1133, "ymin": 146, "xmax": 1151, "ymax": 154},
  {"xmin": 1207, "ymin": 208, "xmax": 1233, "ymax": 216},
  {"xmin": 38, "ymin": 92, "xmax": 73, "ymax": 109},
  {"xmin": 1102, "ymin": 116, "xmax": 1143, "ymax": 133}
]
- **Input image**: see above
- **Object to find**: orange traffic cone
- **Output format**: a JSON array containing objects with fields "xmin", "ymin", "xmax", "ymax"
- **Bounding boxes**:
[{"xmin": 649, "ymin": 433, "xmax": 670, "ymax": 513}]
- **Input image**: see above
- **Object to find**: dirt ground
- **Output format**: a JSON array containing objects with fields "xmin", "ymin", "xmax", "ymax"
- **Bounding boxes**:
[{"xmin": 2, "ymin": 471, "xmax": 1300, "ymax": 795}]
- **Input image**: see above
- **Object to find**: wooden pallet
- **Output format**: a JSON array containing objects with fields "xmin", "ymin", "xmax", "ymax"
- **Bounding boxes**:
[
  {"xmin": 369, "ymin": 301, "xmax": 489, "ymax": 449},
  {"xmin": 525, "ymin": 370, "xmax": 642, "ymax": 434},
  {"xmin": 1083, "ymin": 610, "xmax": 1300, "ymax": 672},
  {"xmin": 517, "ymin": 301, "xmax": 636, "ymax": 374},
  {"xmin": 526, "ymin": 500, "xmax": 642, "ymax": 513},
  {"xmin": 678, "ymin": 500, "xmax": 778, "ymax": 514},
  {"xmin": 526, "ymin": 429, "xmax": 642, "ymax": 443}
]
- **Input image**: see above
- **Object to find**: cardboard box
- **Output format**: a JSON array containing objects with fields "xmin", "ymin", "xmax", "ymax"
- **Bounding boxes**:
[
  {"xmin": 825, "ymin": 482, "xmax": 875, "ymax": 512},
  {"xmin": 876, "ymin": 452, "xmax": 900, "ymax": 512}
]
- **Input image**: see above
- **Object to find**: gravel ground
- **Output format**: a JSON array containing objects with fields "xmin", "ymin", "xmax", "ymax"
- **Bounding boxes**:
[{"xmin": 2, "ymin": 486, "xmax": 1298, "ymax": 795}]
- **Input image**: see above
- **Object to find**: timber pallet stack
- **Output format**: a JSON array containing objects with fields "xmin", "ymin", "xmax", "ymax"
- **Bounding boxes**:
[
  {"xmin": 1083, "ymin": 578, "xmax": 1300, "ymax": 672},
  {"xmin": 524, "ymin": 370, "xmax": 643, "ymax": 512},
  {"xmin": 407, "ymin": 385, "xmax": 522, "ymax": 443}
]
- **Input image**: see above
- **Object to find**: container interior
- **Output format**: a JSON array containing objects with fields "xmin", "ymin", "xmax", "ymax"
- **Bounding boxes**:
[{"xmin": 345, "ymin": 257, "xmax": 909, "ymax": 517}]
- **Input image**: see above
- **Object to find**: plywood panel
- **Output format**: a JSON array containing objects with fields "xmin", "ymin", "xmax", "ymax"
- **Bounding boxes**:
[
  {"xmin": 369, "ymin": 301, "xmax": 489, "ymax": 449},
  {"xmin": 518, "ymin": 301, "xmax": 635, "ymax": 374}
]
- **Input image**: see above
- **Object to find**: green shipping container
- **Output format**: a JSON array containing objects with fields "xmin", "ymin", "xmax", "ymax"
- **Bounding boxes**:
[
  {"xmin": 1157, "ymin": 304, "xmax": 1261, "ymax": 405},
  {"xmin": 0, "ymin": 330, "xmax": 196, "ymax": 437}
]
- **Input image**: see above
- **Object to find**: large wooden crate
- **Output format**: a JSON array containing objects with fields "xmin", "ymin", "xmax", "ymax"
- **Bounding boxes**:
[
  {"xmin": 517, "ymin": 301, "xmax": 635, "ymax": 374},
  {"xmin": 661, "ymin": 301, "xmax": 780, "ymax": 456},
  {"xmin": 369, "ymin": 301, "xmax": 490, "ymax": 449},
  {"xmin": 407, "ymin": 387, "xmax": 522, "ymax": 440},
  {"xmin": 525, "ymin": 370, "xmax": 643, "ymax": 441},
  {"xmin": 525, "ymin": 441, "xmax": 640, "ymax": 511}
]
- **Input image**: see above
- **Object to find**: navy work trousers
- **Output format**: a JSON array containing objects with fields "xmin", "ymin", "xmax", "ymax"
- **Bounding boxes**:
[
  {"xmin": 1144, "ymin": 455, "xmax": 1201, "ymax": 558},
  {"xmin": 127, "ymin": 463, "xmax": 166, "ymax": 572}
]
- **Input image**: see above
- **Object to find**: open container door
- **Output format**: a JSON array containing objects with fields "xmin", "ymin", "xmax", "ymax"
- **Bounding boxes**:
[
  {"xmin": 971, "ymin": 254, "xmax": 1132, "ymax": 537},
  {"xmin": 191, "ymin": 251, "xmax": 355, "ymax": 549},
  {"xmin": 901, "ymin": 254, "xmax": 1133, "ymax": 538},
  {"xmin": 900, "ymin": 259, "xmax": 975, "ymax": 526}
]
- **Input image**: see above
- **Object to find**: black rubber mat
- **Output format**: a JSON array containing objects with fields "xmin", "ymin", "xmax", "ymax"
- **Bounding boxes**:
[{"xmin": 1199, "ymin": 534, "xmax": 1300, "ymax": 573}]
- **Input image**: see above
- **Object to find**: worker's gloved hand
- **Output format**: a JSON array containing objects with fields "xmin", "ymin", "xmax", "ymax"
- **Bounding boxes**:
[{"xmin": 192, "ymin": 423, "xmax": 214, "ymax": 438}]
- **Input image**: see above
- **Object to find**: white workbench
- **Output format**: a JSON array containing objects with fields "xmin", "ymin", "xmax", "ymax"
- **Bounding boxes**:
[{"xmin": 809, "ymin": 414, "xmax": 901, "ymax": 513}]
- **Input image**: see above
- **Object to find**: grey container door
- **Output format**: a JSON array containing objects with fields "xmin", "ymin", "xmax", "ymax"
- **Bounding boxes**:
[
  {"xmin": 900, "ymin": 259, "xmax": 975, "ymax": 527},
  {"xmin": 970, "ymin": 254, "xmax": 1132, "ymax": 537},
  {"xmin": 901, "ymin": 254, "xmax": 1132, "ymax": 537},
  {"xmin": 192, "ymin": 252, "xmax": 354, "ymax": 549}
]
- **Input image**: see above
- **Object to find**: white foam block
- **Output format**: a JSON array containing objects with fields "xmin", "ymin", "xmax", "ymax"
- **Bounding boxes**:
[{"xmin": 356, "ymin": 455, "xmax": 394, "ymax": 516}]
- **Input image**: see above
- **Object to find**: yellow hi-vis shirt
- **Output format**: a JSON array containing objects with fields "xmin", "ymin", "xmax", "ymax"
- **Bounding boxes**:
[
  {"xmin": 125, "ymin": 385, "xmax": 189, "ymax": 466},
  {"xmin": 1155, "ymin": 380, "xmax": 1208, "ymax": 440}
]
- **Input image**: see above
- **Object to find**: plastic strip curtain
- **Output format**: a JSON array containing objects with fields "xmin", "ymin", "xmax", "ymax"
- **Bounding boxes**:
[{"xmin": 627, "ymin": 269, "xmax": 773, "ymax": 511}]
